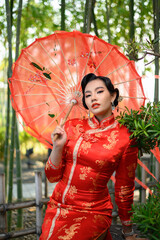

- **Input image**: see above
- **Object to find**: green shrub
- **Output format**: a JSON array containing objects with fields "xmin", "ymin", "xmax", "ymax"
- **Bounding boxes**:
[
  {"xmin": 131, "ymin": 183, "xmax": 160, "ymax": 240},
  {"xmin": 116, "ymin": 102, "xmax": 160, "ymax": 153}
]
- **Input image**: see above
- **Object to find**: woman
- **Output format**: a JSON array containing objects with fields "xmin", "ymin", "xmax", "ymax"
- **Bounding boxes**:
[{"xmin": 40, "ymin": 73, "xmax": 147, "ymax": 240}]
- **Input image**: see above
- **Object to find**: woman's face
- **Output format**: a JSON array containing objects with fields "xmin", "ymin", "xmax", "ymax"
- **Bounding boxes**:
[{"xmin": 84, "ymin": 79, "xmax": 116, "ymax": 122}]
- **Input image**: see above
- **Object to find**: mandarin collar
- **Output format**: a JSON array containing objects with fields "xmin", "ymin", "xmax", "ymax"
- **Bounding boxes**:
[{"xmin": 88, "ymin": 114, "xmax": 115, "ymax": 129}]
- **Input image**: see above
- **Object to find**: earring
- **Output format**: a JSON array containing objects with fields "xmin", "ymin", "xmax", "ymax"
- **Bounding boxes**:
[
  {"xmin": 111, "ymin": 102, "xmax": 115, "ymax": 111},
  {"xmin": 88, "ymin": 110, "xmax": 91, "ymax": 120}
]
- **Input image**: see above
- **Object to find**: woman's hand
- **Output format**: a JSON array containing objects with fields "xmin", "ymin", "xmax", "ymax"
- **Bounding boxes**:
[
  {"xmin": 51, "ymin": 124, "xmax": 67, "ymax": 149},
  {"xmin": 125, "ymin": 234, "xmax": 148, "ymax": 240}
]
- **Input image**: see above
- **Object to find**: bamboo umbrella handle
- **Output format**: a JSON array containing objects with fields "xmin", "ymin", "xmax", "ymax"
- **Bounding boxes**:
[{"xmin": 53, "ymin": 100, "xmax": 77, "ymax": 141}]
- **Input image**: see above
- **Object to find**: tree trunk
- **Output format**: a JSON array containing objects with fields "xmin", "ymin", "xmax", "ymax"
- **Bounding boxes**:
[
  {"xmin": 105, "ymin": 0, "xmax": 111, "ymax": 43},
  {"xmin": 83, "ymin": 0, "xmax": 88, "ymax": 33},
  {"xmin": 153, "ymin": 0, "xmax": 160, "ymax": 104},
  {"xmin": 86, "ymin": 0, "xmax": 93, "ymax": 33},
  {"xmin": 92, "ymin": 0, "xmax": 99, "ymax": 37},
  {"xmin": 129, "ymin": 0, "xmax": 135, "ymax": 41},
  {"xmin": 61, "ymin": 0, "xmax": 65, "ymax": 31},
  {"xmin": 83, "ymin": 0, "xmax": 94, "ymax": 33},
  {"xmin": 15, "ymin": 0, "xmax": 23, "ymax": 228},
  {"xmin": 139, "ymin": 1, "xmax": 144, "ymax": 42}
]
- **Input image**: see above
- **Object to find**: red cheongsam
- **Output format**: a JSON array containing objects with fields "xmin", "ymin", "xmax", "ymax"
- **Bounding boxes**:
[{"xmin": 40, "ymin": 114, "xmax": 138, "ymax": 240}]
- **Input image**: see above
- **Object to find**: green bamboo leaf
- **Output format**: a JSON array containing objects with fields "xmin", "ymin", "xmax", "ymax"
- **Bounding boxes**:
[
  {"xmin": 48, "ymin": 114, "xmax": 55, "ymax": 118},
  {"xmin": 30, "ymin": 62, "xmax": 43, "ymax": 71},
  {"xmin": 43, "ymin": 72, "xmax": 51, "ymax": 79}
]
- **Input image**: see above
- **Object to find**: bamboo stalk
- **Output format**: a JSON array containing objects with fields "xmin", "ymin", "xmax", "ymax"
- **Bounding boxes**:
[
  {"xmin": 7, "ymin": 109, "xmax": 16, "ymax": 231},
  {"xmin": 4, "ymin": 85, "xmax": 10, "ymax": 195},
  {"xmin": 4, "ymin": 0, "xmax": 13, "ymax": 196},
  {"xmin": 15, "ymin": 121, "xmax": 23, "ymax": 228},
  {"xmin": 15, "ymin": 0, "xmax": 23, "ymax": 228}
]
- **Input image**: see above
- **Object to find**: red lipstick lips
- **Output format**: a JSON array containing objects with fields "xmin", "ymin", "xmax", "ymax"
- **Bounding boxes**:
[{"xmin": 92, "ymin": 103, "xmax": 100, "ymax": 109}]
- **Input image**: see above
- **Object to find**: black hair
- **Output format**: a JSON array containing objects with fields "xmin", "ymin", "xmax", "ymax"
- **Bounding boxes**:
[{"xmin": 81, "ymin": 73, "xmax": 119, "ymax": 110}]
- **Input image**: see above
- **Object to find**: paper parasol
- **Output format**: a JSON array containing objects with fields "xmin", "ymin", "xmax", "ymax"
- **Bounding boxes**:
[{"xmin": 9, "ymin": 30, "xmax": 146, "ymax": 148}]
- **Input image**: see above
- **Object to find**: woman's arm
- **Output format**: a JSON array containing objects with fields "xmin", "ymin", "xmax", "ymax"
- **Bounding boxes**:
[
  {"xmin": 45, "ymin": 123, "xmax": 68, "ymax": 183},
  {"xmin": 115, "ymin": 138, "xmax": 138, "ymax": 237}
]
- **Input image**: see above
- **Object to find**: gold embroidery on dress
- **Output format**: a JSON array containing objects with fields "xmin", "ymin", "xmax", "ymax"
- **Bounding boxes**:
[
  {"xmin": 68, "ymin": 185, "xmax": 77, "ymax": 199},
  {"xmin": 93, "ymin": 214, "xmax": 106, "ymax": 224},
  {"xmin": 90, "ymin": 173, "xmax": 100, "ymax": 191},
  {"xmin": 62, "ymin": 136, "xmax": 83, "ymax": 204},
  {"xmin": 80, "ymin": 141, "xmax": 92, "ymax": 154},
  {"xmin": 57, "ymin": 224, "xmax": 68, "ymax": 234},
  {"xmin": 50, "ymin": 200, "xmax": 56, "ymax": 209},
  {"xmin": 119, "ymin": 186, "xmax": 131, "ymax": 202},
  {"xmin": 103, "ymin": 130, "xmax": 119, "ymax": 150},
  {"xmin": 44, "ymin": 217, "xmax": 52, "ymax": 226},
  {"xmin": 94, "ymin": 133, "xmax": 102, "ymax": 138},
  {"xmin": 127, "ymin": 163, "xmax": 137, "ymax": 178},
  {"xmin": 79, "ymin": 166, "xmax": 91, "ymax": 180},
  {"xmin": 48, "ymin": 175, "xmax": 61, "ymax": 182},
  {"xmin": 73, "ymin": 216, "xmax": 87, "ymax": 222},
  {"xmin": 58, "ymin": 223, "xmax": 81, "ymax": 240},
  {"xmin": 82, "ymin": 202, "xmax": 94, "ymax": 209},
  {"xmin": 42, "ymin": 217, "xmax": 52, "ymax": 240},
  {"xmin": 61, "ymin": 208, "xmax": 69, "ymax": 218},
  {"xmin": 95, "ymin": 160, "xmax": 105, "ymax": 168},
  {"xmin": 54, "ymin": 191, "xmax": 62, "ymax": 201},
  {"xmin": 45, "ymin": 161, "xmax": 50, "ymax": 170},
  {"xmin": 72, "ymin": 124, "xmax": 83, "ymax": 138}
]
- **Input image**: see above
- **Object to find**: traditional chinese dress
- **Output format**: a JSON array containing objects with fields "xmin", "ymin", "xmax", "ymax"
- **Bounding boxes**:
[{"xmin": 40, "ymin": 114, "xmax": 138, "ymax": 240}]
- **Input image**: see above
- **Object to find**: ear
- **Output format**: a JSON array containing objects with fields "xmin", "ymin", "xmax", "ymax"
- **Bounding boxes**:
[{"xmin": 111, "ymin": 92, "xmax": 117, "ymax": 103}]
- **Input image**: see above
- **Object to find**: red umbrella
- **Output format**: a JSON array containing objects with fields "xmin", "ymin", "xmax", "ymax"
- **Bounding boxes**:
[{"xmin": 9, "ymin": 30, "xmax": 146, "ymax": 148}]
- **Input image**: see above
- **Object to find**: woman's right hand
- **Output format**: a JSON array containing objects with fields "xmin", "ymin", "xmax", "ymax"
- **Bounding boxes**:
[{"xmin": 51, "ymin": 125, "xmax": 67, "ymax": 149}]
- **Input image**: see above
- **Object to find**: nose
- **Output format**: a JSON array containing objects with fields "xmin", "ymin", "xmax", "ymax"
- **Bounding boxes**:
[{"xmin": 91, "ymin": 93, "xmax": 97, "ymax": 102}]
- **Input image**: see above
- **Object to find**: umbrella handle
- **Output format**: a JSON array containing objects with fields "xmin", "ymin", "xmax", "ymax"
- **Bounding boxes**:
[{"xmin": 53, "ymin": 101, "xmax": 76, "ymax": 141}]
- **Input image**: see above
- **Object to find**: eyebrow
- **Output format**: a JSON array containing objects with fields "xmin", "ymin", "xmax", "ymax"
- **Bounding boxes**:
[{"xmin": 85, "ymin": 86, "xmax": 104, "ymax": 94}]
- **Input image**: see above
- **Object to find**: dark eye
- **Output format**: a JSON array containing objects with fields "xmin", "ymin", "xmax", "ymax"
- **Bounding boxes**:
[
  {"xmin": 85, "ymin": 94, "xmax": 91, "ymax": 98},
  {"xmin": 97, "ymin": 90, "xmax": 104, "ymax": 94}
]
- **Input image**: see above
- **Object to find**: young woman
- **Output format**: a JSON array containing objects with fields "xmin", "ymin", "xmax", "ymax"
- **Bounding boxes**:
[{"xmin": 40, "ymin": 73, "xmax": 148, "ymax": 240}]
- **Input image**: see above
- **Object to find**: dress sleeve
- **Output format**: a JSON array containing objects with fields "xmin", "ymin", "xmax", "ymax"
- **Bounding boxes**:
[
  {"xmin": 44, "ymin": 122, "xmax": 69, "ymax": 183},
  {"xmin": 115, "ymin": 138, "xmax": 138, "ymax": 226},
  {"xmin": 45, "ymin": 154, "xmax": 66, "ymax": 183}
]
